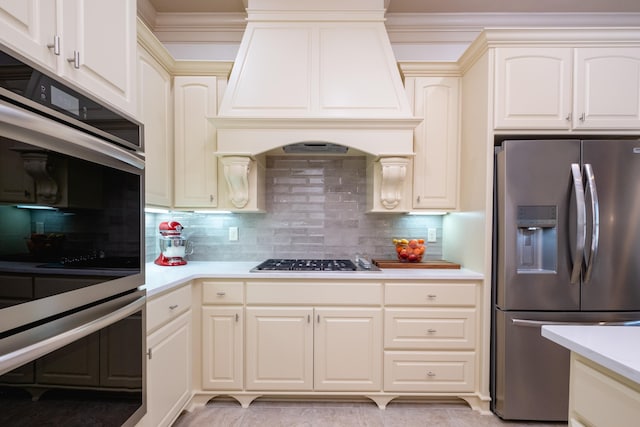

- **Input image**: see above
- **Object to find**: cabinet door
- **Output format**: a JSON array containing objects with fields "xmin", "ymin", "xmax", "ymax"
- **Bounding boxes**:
[
  {"xmin": 494, "ymin": 47, "xmax": 573, "ymax": 129},
  {"xmin": 138, "ymin": 45, "xmax": 173, "ymax": 207},
  {"xmin": 574, "ymin": 47, "xmax": 640, "ymax": 129},
  {"xmin": 174, "ymin": 76, "xmax": 219, "ymax": 208},
  {"xmin": 245, "ymin": 307, "xmax": 313, "ymax": 391},
  {"xmin": 202, "ymin": 306, "xmax": 243, "ymax": 390},
  {"xmin": 146, "ymin": 311, "xmax": 192, "ymax": 427},
  {"xmin": 0, "ymin": 0, "xmax": 57, "ymax": 70},
  {"xmin": 411, "ymin": 76, "xmax": 459, "ymax": 210},
  {"xmin": 59, "ymin": 0, "xmax": 136, "ymax": 115},
  {"xmin": 314, "ymin": 307, "xmax": 382, "ymax": 391}
]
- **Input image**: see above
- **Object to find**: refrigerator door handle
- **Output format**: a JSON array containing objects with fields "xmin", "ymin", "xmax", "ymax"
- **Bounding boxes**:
[
  {"xmin": 583, "ymin": 163, "xmax": 599, "ymax": 283},
  {"xmin": 570, "ymin": 163, "xmax": 586, "ymax": 284},
  {"xmin": 512, "ymin": 318, "xmax": 640, "ymax": 327}
]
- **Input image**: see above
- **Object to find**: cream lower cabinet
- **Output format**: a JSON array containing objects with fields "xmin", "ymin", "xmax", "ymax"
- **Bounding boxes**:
[
  {"xmin": 569, "ymin": 353, "xmax": 640, "ymax": 427},
  {"xmin": 383, "ymin": 282, "xmax": 477, "ymax": 393},
  {"xmin": 201, "ymin": 281, "xmax": 244, "ymax": 391},
  {"xmin": 143, "ymin": 285, "xmax": 192, "ymax": 427},
  {"xmin": 245, "ymin": 306, "xmax": 382, "ymax": 392}
]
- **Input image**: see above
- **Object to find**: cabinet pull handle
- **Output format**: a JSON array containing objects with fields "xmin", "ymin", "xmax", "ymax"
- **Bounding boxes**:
[
  {"xmin": 416, "ymin": 195, "xmax": 421, "ymax": 203},
  {"xmin": 427, "ymin": 328, "xmax": 437, "ymax": 333},
  {"xmin": 169, "ymin": 304, "xmax": 178, "ymax": 310},
  {"xmin": 210, "ymin": 194, "xmax": 215, "ymax": 203},
  {"xmin": 565, "ymin": 113, "xmax": 571, "ymax": 122},
  {"xmin": 47, "ymin": 35, "xmax": 60, "ymax": 55},
  {"xmin": 235, "ymin": 313, "xmax": 239, "ymax": 322},
  {"xmin": 216, "ymin": 291, "xmax": 226, "ymax": 297},
  {"xmin": 67, "ymin": 50, "xmax": 80, "ymax": 69},
  {"xmin": 427, "ymin": 371, "xmax": 436, "ymax": 377},
  {"xmin": 579, "ymin": 112, "xmax": 586, "ymax": 122},
  {"xmin": 427, "ymin": 294, "xmax": 437, "ymax": 299},
  {"xmin": 317, "ymin": 314, "xmax": 320, "ymax": 324},
  {"xmin": 307, "ymin": 314, "xmax": 311, "ymax": 323},
  {"xmin": 147, "ymin": 348, "xmax": 152, "ymax": 360}
]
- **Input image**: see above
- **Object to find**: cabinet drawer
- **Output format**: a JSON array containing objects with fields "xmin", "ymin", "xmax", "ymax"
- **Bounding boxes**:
[
  {"xmin": 384, "ymin": 351, "xmax": 475, "ymax": 392},
  {"xmin": 202, "ymin": 281, "xmax": 244, "ymax": 304},
  {"xmin": 384, "ymin": 308, "xmax": 476, "ymax": 350},
  {"xmin": 147, "ymin": 285, "xmax": 192, "ymax": 333},
  {"xmin": 571, "ymin": 355, "xmax": 640, "ymax": 427},
  {"xmin": 385, "ymin": 283, "xmax": 476, "ymax": 307},
  {"xmin": 246, "ymin": 281, "xmax": 382, "ymax": 305}
]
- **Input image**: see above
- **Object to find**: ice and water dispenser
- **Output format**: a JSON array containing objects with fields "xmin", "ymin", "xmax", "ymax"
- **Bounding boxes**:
[{"xmin": 516, "ymin": 205, "xmax": 557, "ymax": 273}]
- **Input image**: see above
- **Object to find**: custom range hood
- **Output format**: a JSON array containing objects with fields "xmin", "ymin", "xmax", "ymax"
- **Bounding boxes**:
[
  {"xmin": 212, "ymin": 0, "xmax": 421, "ymax": 212},
  {"xmin": 212, "ymin": 0, "xmax": 420, "ymax": 157}
]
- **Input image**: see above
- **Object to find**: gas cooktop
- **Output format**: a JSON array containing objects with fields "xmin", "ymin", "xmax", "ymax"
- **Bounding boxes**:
[{"xmin": 251, "ymin": 258, "xmax": 376, "ymax": 272}]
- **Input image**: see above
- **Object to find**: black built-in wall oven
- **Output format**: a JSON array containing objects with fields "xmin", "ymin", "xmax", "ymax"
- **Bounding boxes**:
[{"xmin": 0, "ymin": 45, "xmax": 146, "ymax": 426}]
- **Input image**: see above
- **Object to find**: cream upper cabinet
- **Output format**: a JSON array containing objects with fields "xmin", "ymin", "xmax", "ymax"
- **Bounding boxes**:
[
  {"xmin": 403, "ymin": 73, "xmax": 460, "ymax": 210},
  {"xmin": 0, "ymin": 0, "xmax": 137, "ymax": 116},
  {"xmin": 494, "ymin": 46, "xmax": 640, "ymax": 130},
  {"xmin": 0, "ymin": 0, "xmax": 57, "ymax": 69},
  {"xmin": 173, "ymin": 76, "xmax": 219, "ymax": 208},
  {"xmin": 137, "ymin": 28, "xmax": 173, "ymax": 208}
]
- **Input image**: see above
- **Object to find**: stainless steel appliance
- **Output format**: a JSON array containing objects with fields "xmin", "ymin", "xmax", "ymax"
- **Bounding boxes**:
[
  {"xmin": 251, "ymin": 258, "xmax": 378, "ymax": 272},
  {"xmin": 0, "ymin": 45, "xmax": 145, "ymax": 426},
  {"xmin": 492, "ymin": 139, "xmax": 640, "ymax": 421}
]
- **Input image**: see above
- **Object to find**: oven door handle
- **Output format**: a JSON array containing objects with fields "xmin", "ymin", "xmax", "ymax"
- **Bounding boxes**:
[{"xmin": 0, "ymin": 292, "xmax": 145, "ymax": 376}]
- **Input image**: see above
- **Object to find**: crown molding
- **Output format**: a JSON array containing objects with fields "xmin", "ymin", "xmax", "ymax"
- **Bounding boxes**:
[{"xmin": 139, "ymin": 9, "xmax": 640, "ymax": 44}]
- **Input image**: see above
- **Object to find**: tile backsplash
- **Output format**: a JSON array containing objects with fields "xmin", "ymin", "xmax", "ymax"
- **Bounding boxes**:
[{"xmin": 146, "ymin": 156, "xmax": 443, "ymax": 263}]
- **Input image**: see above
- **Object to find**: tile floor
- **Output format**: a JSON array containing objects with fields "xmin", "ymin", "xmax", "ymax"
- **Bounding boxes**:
[{"xmin": 172, "ymin": 398, "xmax": 568, "ymax": 427}]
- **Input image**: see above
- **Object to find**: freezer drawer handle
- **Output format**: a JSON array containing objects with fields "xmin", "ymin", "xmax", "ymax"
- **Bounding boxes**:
[
  {"xmin": 570, "ymin": 163, "xmax": 586, "ymax": 285},
  {"xmin": 512, "ymin": 318, "xmax": 640, "ymax": 328},
  {"xmin": 583, "ymin": 163, "xmax": 599, "ymax": 284}
]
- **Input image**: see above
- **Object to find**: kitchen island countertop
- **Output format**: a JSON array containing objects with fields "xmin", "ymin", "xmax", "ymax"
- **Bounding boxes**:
[
  {"xmin": 143, "ymin": 261, "xmax": 483, "ymax": 298},
  {"xmin": 542, "ymin": 325, "xmax": 640, "ymax": 385}
]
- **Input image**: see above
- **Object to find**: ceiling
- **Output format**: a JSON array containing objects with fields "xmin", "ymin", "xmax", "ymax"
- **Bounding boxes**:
[{"xmin": 147, "ymin": 0, "xmax": 640, "ymax": 14}]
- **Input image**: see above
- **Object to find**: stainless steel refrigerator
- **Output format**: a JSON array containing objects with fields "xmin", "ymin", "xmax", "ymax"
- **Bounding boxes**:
[{"xmin": 492, "ymin": 139, "xmax": 640, "ymax": 421}]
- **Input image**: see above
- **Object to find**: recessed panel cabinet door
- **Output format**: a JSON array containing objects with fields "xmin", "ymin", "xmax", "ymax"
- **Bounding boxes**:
[
  {"xmin": 245, "ymin": 307, "xmax": 313, "ymax": 391},
  {"xmin": 314, "ymin": 307, "xmax": 382, "ymax": 391},
  {"xmin": 202, "ymin": 306, "xmax": 243, "ymax": 390}
]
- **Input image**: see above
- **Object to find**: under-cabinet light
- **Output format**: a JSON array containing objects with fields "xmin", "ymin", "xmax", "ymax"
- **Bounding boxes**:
[
  {"xmin": 16, "ymin": 205, "xmax": 57, "ymax": 210},
  {"xmin": 407, "ymin": 211, "xmax": 448, "ymax": 216}
]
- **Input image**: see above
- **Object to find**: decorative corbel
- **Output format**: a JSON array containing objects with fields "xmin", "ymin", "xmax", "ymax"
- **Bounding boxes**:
[
  {"xmin": 378, "ymin": 157, "xmax": 408, "ymax": 209},
  {"xmin": 221, "ymin": 156, "xmax": 251, "ymax": 208},
  {"xmin": 21, "ymin": 152, "xmax": 59, "ymax": 204}
]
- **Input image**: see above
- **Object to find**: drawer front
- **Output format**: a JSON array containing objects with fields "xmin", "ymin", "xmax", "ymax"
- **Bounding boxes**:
[
  {"xmin": 246, "ymin": 281, "xmax": 382, "ymax": 305},
  {"xmin": 385, "ymin": 283, "xmax": 476, "ymax": 307},
  {"xmin": 384, "ymin": 351, "xmax": 475, "ymax": 392},
  {"xmin": 202, "ymin": 281, "xmax": 244, "ymax": 304},
  {"xmin": 147, "ymin": 285, "xmax": 192, "ymax": 333},
  {"xmin": 571, "ymin": 356, "xmax": 640, "ymax": 427},
  {"xmin": 384, "ymin": 308, "xmax": 476, "ymax": 350}
]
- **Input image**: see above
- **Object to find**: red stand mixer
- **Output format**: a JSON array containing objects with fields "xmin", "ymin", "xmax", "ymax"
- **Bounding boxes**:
[{"xmin": 154, "ymin": 221, "xmax": 193, "ymax": 266}]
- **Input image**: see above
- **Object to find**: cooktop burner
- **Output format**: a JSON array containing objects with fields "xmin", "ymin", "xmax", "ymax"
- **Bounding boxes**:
[{"xmin": 252, "ymin": 259, "xmax": 359, "ymax": 272}]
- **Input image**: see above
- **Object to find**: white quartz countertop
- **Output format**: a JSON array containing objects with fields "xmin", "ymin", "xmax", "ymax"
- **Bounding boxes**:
[
  {"xmin": 143, "ymin": 261, "xmax": 483, "ymax": 297},
  {"xmin": 542, "ymin": 325, "xmax": 640, "ymax": 384}
]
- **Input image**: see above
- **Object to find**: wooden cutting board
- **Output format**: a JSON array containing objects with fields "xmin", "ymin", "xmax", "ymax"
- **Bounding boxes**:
[{"xmin": 372, "ymin": 259, "xmax": 461, "ymax": 269}]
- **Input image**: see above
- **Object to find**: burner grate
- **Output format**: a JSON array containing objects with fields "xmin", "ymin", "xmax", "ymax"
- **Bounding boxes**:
[{"xmin": 252, "ymin": 259, "xmax": 358, "ymax": 271}]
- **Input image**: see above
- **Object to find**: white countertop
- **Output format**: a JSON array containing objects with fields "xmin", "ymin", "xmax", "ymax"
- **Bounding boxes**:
[
  {"xmin": 542, "ymin": 325, "xmax": 640, "ymax": 384},
  {"xmin": 142, "ymin": 261, "xmax": 483, "ymax": 297}
]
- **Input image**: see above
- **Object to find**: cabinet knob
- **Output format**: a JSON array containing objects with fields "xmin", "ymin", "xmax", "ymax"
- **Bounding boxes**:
[
  {"xmin": 67, "ymin": 51, "xmax": 80, "ymax": 69},
  {"xmin": 47, "ymin": 35, "xmax": 60, "ymax": 55}
]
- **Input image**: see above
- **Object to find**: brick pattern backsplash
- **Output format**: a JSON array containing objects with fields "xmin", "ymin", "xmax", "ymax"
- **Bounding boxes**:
[{"xmin": 146, "ymin": 156, "xmax": 443, "ymax": 263}]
